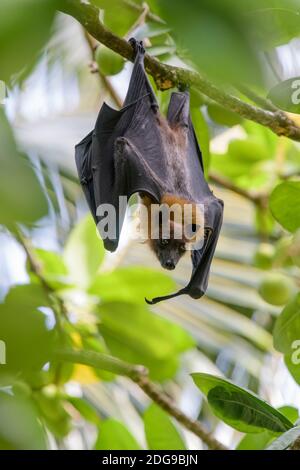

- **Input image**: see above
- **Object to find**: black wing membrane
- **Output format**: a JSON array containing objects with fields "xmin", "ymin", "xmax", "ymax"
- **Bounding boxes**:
[{"xmin": 75, "ymin": 38, "xmax": 224, "ymax": 304}]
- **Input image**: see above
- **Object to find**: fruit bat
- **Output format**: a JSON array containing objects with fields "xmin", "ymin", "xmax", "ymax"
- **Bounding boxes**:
[{"xmin": 75, "ymin": 38, "xmax": 224, "ymax": 304}]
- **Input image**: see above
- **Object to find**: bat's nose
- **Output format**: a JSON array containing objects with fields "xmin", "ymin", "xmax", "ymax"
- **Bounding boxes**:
[{"xmin": 165, "ymin": 260, "xmax": 175, "ymax": 270}]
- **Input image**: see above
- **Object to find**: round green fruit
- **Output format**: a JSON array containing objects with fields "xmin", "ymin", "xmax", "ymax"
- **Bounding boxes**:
[
  {"xmin": 253, "ymin": 243, "xmax": 275, "ymax": 269},
  {"xmin": 95, "ymin": 46, "xmax": 124, "ymax": 76},
  {"xmin": 258, "ymin": 273, "xmax": 295, "ymax": 306}
]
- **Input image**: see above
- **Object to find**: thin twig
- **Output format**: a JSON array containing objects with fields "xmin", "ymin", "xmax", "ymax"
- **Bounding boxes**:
[
  {"xmin": 124, "ymin": 2, "xmax": 149, "ymax": 40},
  {"xmin": 123, "ymin": 0, "xmax": 165, "ymax": 24},
  {"xmin": 59, "ymin": 0, "xmax": 300, "ymax": 142},
  {"xmin": 209, "ymin": 171, "xmax": 266, "ymax": 205},
  {"xmin": 55, "ymin": 348, "xmax": 228, "ymax": 450}
]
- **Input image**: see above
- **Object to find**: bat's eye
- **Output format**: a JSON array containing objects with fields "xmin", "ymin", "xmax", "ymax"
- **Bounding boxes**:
[{"xmin": 160, "ymin": 239, "xmax": 169, "ymax": 247}]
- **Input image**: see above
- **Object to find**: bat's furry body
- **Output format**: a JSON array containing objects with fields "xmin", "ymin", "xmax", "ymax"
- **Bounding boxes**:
[{"xmin": 139, "ymin": 114, "xmax": 201, "ymax": 271}]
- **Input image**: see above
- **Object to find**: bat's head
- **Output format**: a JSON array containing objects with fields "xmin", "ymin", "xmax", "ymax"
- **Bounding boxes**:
[
  {"xmin": 149, "ymin": 236, "xmax": 186, "ymax": 270},
  {"xmin": 148, "ymin": 219, "xmax": 202, "ymax": 270}
]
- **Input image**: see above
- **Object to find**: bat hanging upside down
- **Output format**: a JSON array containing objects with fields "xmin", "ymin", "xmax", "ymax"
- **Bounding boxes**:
[{"xmin": 75, "ymin": 38, "xmax": 224, "ymax": 304}]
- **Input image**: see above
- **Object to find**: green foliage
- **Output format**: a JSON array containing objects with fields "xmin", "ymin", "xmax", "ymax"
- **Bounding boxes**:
[
  {"xmin": 273, "ymin": 293, "xmax": 300, "ymax": 353},
  {"xmin": 270, "ymin": 182, "xmax": 300, "ymax": 233},
  {"xmin": 32, "ymin": 248, "xmax": 71, "ymax": 290},
  {"xmin": 284, "ymin": 353, "xmax": 300, "ymax": 385},
  {"xmin": 1, "ymin": 0, "xmax": 300, "ymax": 451},
  {"xmin": 192, "ymin": 373, "xmax": 293, "ymax": 433},
  {"xmin": 0, "ymin": 109, "xmax": 48, "ymax": 225},
  {"xmin": 94, "ymin": 419, "xmax": 141, "ymax": 450},
  {"xmin": 0, "ymin": 284, "xmax": 55, "ymax": 378},
  {"xmin": 0, "ymin": 0, "xmax": 58, "ymax": 82},
  {"xmin": 97, "ymin": 301, "xmax": 195, "ymax": 380},
  {"xmin": 89, "ymin": 266, "xmax": 175, "ymax": 303},
  {"xmin": 63, "ymin": 214, "xmax": 105, "ymax": 289},
  {"xmin": 236, "ymin": 431, "xmax": 274, "ymax": 450},
  {"xmin": 144, "ymin": 404, "xmax": 186, "ymax": 450},
  {"xmin": 210, "ymin": 122, "xmax": 278, "ymax": 191},
  {"xmin": 0, "ymin": 391, "xmax": 46, "ymax": 449},
  {"xmin": 236, "ymin": 406, "xmax": 299, "ymax": 450},
  {"xmin": 207, "ymin": 104, "xmax": 243, "ymax": 127},
  {"xmin": 266, "ymin": 425, "xmax": 300, "ymax": 450},
  {"xmin": 154, "ymin": 0, "xmax": 262, "ymax": 85},
  {"xmin": 268, "ymin": 77, "xmax": 300, "ymax": 114},
  {"xmin": 34, "ymin": 385, "xmax": 71, "ymax": 439},
  {"xmin": 67, "ymin": 396, "xmax": 100, "ymax": 425}
]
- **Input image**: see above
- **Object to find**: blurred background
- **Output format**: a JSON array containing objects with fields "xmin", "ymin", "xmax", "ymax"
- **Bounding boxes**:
[{"xmin": 0, "ymin": 0, "xmax": 300, "ymax": 450}]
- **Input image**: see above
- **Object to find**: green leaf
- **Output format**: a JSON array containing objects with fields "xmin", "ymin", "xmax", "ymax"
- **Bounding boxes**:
[
  {"xmin": 144, "ymin": 404, "xmax": 186, "ymax": 450},
  {"xmin": 246, "ymin": 0, "xmax": 300, "ymax": 49},
  {"xmin": 284, "ymin": 351, "xmax": 300, "ymax": 385},
  {"xmin": 32, "ymin": 248, "xmax": 71, "ymax": 290},
  {"xmin": 0, "ymin": 0, "xmax": 57, "ymax": 81},
  {"xmin": 103, "ymin": 1, "xmax": 140, "ymax": 37},
  {"xmin": 236, "ymin": 405, "xmax": 299, "ymax": 449},
  {"xmin": 207, "ymin": 104, "xmax": 243, "ymax": 127},
  {"xmin": 228, "ymin": 139, "xmax": 270, "ymax": 163},
  {"xmin": 278, "ymin": 405, "xmax": 299, "ymax": 424},
  {"xmin": 98, "ymin": 301, "xmax": 195, "ymax": 380},
  {"xmin": 89, "ymin": 266, "xmax": 175, "ymax": 303},
  {"xmin": 63, "ymin": 214, "xmax": 105, "ymax": 289},
  {"xmin": 0, "ymin": 109, "xmax": 48, "ymax": 225},
  {"xmin": 0, "ymin": 285, "xmax": 55, "ymax": 378},
  {"xmin": 67, "ymin": 396, "xmax": 100, "ymax": 425},
  {"xmin": 94, "ymin": 419, "xmax": 141, "ymax": 450},
  {"xmin": 192, "ymin": 373, "xmax": 293, "ymax": 433},
  {"xmin": 266, "ymin": 425, "xmax": 300, "ymax": 450},
  {"xmin": 0, "ymin": 392, "xmax": 46, "ymax": 449},
  {"xmin": 156, "ymin": 0, "xmax": 262, "ymax": 85},
  {"xmin": 191, "ymin": 107, "xmax": 210, "ymax": 175},
  {"xmin": 268, "ymin": 77, "xmax": 300, "ymax": 114},
  {"xmin": 273, "ymin": 293, "xmax": 300, "ymax": 353},
  {"xmin": 135, "ymin": 22, "xmax": 171, "ymax": 41},
  {"xmin": 34, "ymin": 387, "xmax": 71, "ymax": 439},
  {"xmin": 236, "ymin": 431, "xmax": 274, "ymax": 450},
  {"xmin": 270, "ymin": 182, "xmax": 300, "ymax": 233},
  {"xmin": 146, "ymin": 45, "xmax": 176, "ymax": 57}
]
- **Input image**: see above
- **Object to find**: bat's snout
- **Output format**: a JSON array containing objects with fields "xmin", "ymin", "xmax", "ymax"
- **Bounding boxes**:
[{"xmin": 164, "ymin": 259, "xmax": 176, "ymax": 270}]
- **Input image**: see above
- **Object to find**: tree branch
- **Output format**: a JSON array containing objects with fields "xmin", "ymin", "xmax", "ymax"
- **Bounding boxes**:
[
  {"xmin": 59, "ymin": 0, "xmax": 300, "ymax": 142},
  {"xmin": 290, "ymin": 435, "xmax": 300, "ymax": 450},
  {"xmin": 209, "ymin": 171, "xmax": 268, "ymax": 206},
  {"xmin": 55, "ymin": 348, "xmax": 228, "ymax": 450}
]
